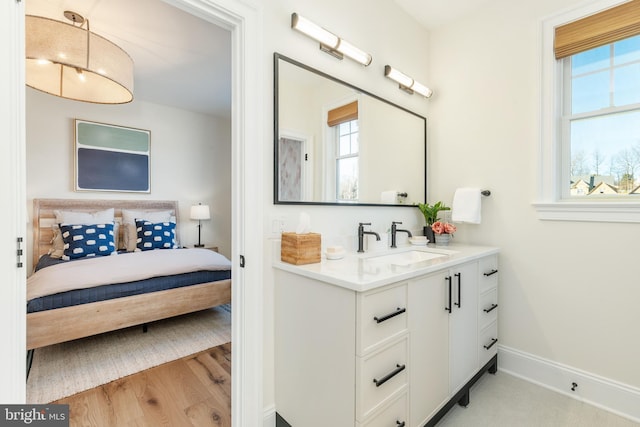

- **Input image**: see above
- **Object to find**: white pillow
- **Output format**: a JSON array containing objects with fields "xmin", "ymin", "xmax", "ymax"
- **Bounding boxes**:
[
  {"xmin": 49, "ymin": 208, "xmax": 116, "ymax": 258},
  {"xmin": 54, "ymin": 208, "xmax": 115, "ymax": 225},
  {"xmin": 121, "ymin": 209, "xmax": 175, "ymax": 251}
]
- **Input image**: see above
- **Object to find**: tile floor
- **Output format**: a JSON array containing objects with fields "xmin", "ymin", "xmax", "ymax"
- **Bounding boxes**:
[{"xmin": 436, "ymin": 371, "xmax": 639, "ymax": 426}]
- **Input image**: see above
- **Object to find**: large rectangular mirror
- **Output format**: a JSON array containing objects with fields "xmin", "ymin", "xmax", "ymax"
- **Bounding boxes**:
[{"xmin": 274, "ymin": 53, "xmax": 427, "ymax": 206}]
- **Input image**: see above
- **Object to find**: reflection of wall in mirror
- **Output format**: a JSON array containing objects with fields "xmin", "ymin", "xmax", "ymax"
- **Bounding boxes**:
[{"xmin": 359, "ymin": 96, "xmax": 425, "ymax": 205}]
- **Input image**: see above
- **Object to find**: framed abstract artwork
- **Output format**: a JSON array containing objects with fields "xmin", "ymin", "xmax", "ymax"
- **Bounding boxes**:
[{"xmin": 74, "ymin": 119, "xmax": 151, "ymax": 193}]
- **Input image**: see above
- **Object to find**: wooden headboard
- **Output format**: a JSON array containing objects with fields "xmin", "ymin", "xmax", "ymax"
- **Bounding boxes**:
[{"xmin": 32, "ymin": 199, "xmax": 179, "ymax": 267}]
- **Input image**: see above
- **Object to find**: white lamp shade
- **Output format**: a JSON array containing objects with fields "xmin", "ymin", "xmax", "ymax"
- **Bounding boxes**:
[
  {"xmin": 25, "ymin": 15, "xmax": 134, "ymax": 104},
  {"xmin": 190, "ymin": 204, "xmax": 211, "ymax": 220}
]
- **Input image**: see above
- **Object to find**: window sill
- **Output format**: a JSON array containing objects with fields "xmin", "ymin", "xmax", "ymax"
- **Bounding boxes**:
[{"xmin": 533, "ymin": 201, "xmax": 640, "ymax": 223}]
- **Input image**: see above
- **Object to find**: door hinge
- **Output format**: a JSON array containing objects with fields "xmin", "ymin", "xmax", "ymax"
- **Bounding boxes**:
[
  {"xmin": 17, "ymin": 237, "xmax": 24, "ymax": 268},
  {"xmin": 239, "ymin": 255, "xmax": 245, "ymax": 268},
  {"xmin": 304, "ymin": 153, "xmax": 308, "ymax": 161}
]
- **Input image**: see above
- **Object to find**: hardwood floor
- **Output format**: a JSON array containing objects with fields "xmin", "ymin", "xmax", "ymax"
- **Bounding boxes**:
[{"xmin": 53, "ymin": 343, "xmax": 231, "ymax": 427}]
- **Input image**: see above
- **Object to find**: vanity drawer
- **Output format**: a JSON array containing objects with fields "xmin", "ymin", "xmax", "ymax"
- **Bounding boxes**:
[
  {"xmin": 478, "ymin": 288, "xmax": 498, "ymax": 330},
  {"xmin": 479, "ymin": 321, "xmax": 498, "ymax": 367},
  {"xmin": 478, "ymin": 255, "xmax": 498, "ymax": 294},
  {"xmin": 357, "ymin": 392, "xmax": 408, "ymax": 427},
  {"xmin": 357, "ymin": 336, "xmax": 408, "ymax": 421},
  {"xmin": 357, "ymin": 283, "xmax": 408, "ymax": 355}
]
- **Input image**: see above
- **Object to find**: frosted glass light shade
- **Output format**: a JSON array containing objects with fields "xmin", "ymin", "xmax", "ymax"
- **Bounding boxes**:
[
  {"xmin": 291, "ymin": 13, "xmax": 372, "ymax": 66},
  {"xmin": 384, "ymin": 66, "xmax": 413, "ymax": 88},
  {"xmin": 335, "ymin": 39, "xmax": 372, "ymax": 67},
  {"xmin": 384, "ymin": 65, "xmax": 433, "ymax": 99},
  {"xmin": 190, "ymin": 204, "xmax": 211, "ymax": 220},
  {"xmin": 411, "ymin": 80, "xmax": 433, "ymax": 98},
  {"xmin": 291, "ymin": 13, "xmax": 339, "ymax": 49},
  {"xmin": 25, "ymin": 15, "xmax": 134, "ymax": 104}
]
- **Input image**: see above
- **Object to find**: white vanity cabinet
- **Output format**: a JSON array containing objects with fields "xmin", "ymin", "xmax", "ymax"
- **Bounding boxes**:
[
  {"xmin": 478, "ymin": 255, "xmax": 499, "ymax": 369},
  {"xmin": 274, "ymin": 246, "xmax": 499, "ymax": 427},
  {"xmin": 447, "ymin": 262, "xmax": 479, "ymax": 396},
  {"xmin": 274, "ymin": 272, "xmax": 358, "ymax": 427},
  {"xmin": 408, "ymin": 270, "xmax": 450, "ymax": 427},
  {"xmin": 274, "ymin": 272, "xmax": 410, "ymax": 427}
]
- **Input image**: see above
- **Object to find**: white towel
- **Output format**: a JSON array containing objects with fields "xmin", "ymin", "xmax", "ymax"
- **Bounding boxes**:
[
  {"xmin": 380, "ymin": 190, "xmax": 397, "ymax": 204},
  {"xmin": 452, "ymin": 187, "xmax": 482, "ymax": 224}
]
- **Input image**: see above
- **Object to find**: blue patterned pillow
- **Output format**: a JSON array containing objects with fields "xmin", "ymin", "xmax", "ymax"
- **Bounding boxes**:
[
  {"xmin": 135, "ymin": 220, "xmax": 177, "ymax": 251},
  {"xmin": 59, "ymin": 223, "xmax": 116, "ymax": 260}
]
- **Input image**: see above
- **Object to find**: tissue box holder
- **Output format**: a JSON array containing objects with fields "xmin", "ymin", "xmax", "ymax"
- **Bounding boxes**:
[{"xmin": 281, "ymin": 232, "xmax": 321, "ymax": 265}]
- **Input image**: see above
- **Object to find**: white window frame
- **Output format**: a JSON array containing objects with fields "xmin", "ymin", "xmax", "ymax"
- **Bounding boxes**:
[
  {"xmin": 334, "ymin": 119, "xmax": 359, "ymax": 201},
  {"xmin": 536, "ymin": 0, "xmax": 640, "ymax": 222}
]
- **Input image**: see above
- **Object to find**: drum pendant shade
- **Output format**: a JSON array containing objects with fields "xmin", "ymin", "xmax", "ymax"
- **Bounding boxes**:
[{"xmin": 25, "ymin": 14, "xmax": 134, "ymax": 104}]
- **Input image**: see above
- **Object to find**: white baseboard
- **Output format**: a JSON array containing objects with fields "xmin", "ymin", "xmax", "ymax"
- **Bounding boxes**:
[
  {"xmin": 498, "ymin": 345, "xmax": 640, "ymax": 423},
  {"xmin": 263, "ymin": 404, "xmax": 276, "ymax": 427}
]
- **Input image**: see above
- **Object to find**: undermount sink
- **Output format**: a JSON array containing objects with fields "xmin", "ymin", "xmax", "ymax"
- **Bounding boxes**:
[{"xmin": 365, "ymin": 250, "xmax": 447, "ymax": 266}]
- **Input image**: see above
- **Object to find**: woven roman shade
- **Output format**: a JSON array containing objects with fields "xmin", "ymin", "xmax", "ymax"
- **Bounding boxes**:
[
  {"xmin": 327, "ymin": 101, "xmax": 358, "ymax": 127},
  {"xmin": 554, "ymin": 0, "xmax": 640, "ymax": 59}
]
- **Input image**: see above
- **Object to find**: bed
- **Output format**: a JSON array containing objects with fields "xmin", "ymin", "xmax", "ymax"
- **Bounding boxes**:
[{"xmin": 27, "ymin": 198, "xmax": 232, "ymax": 350}]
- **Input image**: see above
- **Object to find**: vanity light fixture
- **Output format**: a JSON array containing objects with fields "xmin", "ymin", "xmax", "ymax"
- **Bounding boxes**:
[
  {"xmin": 384, "ymin": 65, "xmax": 433, "ymax": 98},
  {"xmin": 25, "ymin": 11, "xmax": 134, "ymax": 104},
  {"xmin": 291, "ymin": 13, "xmax": 372, "ymax": 66}
]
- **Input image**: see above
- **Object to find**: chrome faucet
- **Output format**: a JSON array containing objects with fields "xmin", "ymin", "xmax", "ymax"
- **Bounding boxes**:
[
  {"xmin": 390, "ymin": 221, "xmax": 412, "ymax": 248},
  {"xmin": 358, "ymin": 222, "xmax": 381, "ymax": 253}
]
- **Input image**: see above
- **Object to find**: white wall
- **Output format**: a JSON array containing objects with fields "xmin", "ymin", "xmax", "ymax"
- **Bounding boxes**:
[
  {"xmin": 26, "ymin": 88, "xmax": 232, "ymax": 265},
  {"xmin": 428, "ymin": 0, "xmax": 640, "ymax": 391},
  {"xmin": 263, "ymin": 0, "xmax": 432, "ymax": 411},
  {"xmin": 264, "ymin": 0, "xmax": 640, "ymax": 419}
]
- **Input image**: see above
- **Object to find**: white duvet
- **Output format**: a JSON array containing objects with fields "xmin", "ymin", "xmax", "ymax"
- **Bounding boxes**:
[{"xmin": 27, "ymin": 248, "xmax": 232, "ymax": 301}]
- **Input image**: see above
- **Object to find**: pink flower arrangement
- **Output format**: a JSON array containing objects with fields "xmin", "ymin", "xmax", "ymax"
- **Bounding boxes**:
[{"xmin": 431, "ymin": 221, "xmax": 457, "ymax": 235}]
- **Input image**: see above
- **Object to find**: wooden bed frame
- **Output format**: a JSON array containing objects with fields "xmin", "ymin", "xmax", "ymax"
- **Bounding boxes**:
[{"xmin": 27, "ymin": 198, "xmax": 231, "ymax": 350}]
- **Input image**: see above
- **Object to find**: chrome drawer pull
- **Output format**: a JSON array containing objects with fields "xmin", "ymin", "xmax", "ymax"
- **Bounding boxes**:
[
  {"xmin": 483, "ymin": 269, "xmax": 498, "ymax": 277},
  {"xmin": 373, "ymin": 364, "xmax": 406, "ymax": 387},
  {"xmin": 374, "ymin": 307, "xmax": 406, "ymax": 324},
  {"xmin": 484, "ymin": 338, "xmax": 498, "ymax": 350},
  {"xmin": 483, "ymin": 303, "xmax": 498, "ymax": 313},
  {"xmin": 396, "ymin": 421, "xmax": 406, "ymax": 427}
]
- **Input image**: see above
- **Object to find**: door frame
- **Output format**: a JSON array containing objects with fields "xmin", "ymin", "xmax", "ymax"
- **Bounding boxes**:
[
  {"xmin": 278, "ymin": 129, "xmax": 314, "ymax": 201},
  {"xmin": 1, "ymin": 0, "xmax": 264, "ymax": 425}
]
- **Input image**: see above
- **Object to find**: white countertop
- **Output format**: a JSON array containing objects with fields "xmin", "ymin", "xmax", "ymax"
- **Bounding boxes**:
[{"xmin": 273, "ymin": 243, "xmax": 499, "ymax": 292}]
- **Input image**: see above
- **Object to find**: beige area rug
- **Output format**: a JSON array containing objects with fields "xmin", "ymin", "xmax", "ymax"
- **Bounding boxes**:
[{"xmin": 26, "ymin": 304, "xmax": 231, "ymax": 404}]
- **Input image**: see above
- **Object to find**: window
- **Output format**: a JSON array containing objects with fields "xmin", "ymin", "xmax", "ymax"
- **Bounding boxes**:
[
  {"xmin": 564, "ymin": 35, "xmax": 640, "ymax": 197},
  {"xmin": 335, "ymin": 120, "xmax": 359, "ymax": 201},
  {"xmin": 537, "ymin": 0, "xmax": 640, "ymax": 222},
  {"xmin": 326, "ymin": 100, "xmax": 359, "ymax": 202}
]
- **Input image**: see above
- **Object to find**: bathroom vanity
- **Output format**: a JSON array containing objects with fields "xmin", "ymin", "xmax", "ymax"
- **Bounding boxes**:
[{"xmin": 273, "ymin": 244, "xmax": 499, "ymax": 427}]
